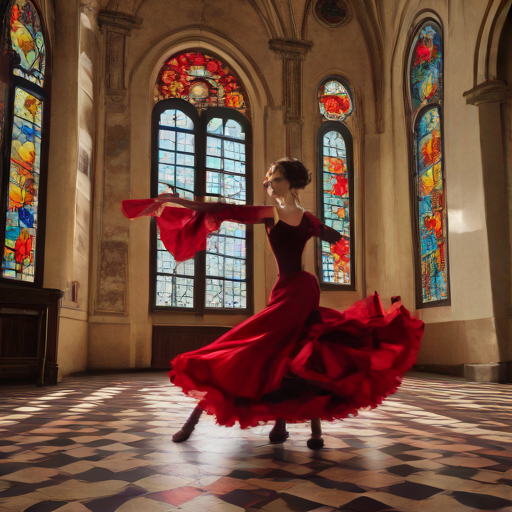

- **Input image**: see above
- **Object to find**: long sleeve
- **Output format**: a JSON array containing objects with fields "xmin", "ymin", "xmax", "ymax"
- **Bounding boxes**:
[
  {"xmin": 122, "ymin": 199, "xmax": 272, "ymax": 262},
  {"xmin": 305, "ymin": 212, "xmax": 342, "ymax": 244}
]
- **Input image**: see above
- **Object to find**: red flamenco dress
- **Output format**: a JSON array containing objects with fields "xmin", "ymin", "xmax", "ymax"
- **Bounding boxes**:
[{"xmin": 122, "ymin": 199, "xmax": 424, "ymax": 428}]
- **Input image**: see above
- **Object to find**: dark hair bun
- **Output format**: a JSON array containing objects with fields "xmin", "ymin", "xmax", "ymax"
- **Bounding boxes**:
[{"xmin": 274, "ymin": 158, "xmax": 312, "ymax": 190}]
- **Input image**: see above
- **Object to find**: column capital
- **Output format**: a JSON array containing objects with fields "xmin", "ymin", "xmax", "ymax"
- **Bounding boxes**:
[
  {"xmin": 268, "ymin": 38, "xmax": 313, "ymax": 60},
  {"xmin": 98, "ymin": 9, "xmax": 142, "ymax": 36},
  {"xmin": 464, "ymin": 80, "xmax": 510, "ymax": 106}
]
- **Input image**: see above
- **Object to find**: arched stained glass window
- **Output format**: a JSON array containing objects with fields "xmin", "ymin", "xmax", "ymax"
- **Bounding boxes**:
[
  {"xmin": 10, "ymin": 0, "xmax": 45, "ymax": 86},
  {"xmin": 318, "ymin": 79, "xmax": 353, "ymax": 122},
  {"xmin": 152, "ymin": 51, "xmax": 252, "ymax": 313},
  {"xmin": 317, "ymin": 78, "xmax": 355, "ymax": 289},
  {"xmin": 0, "ymin": 0, "xmax": 49, "ymax": 285},
  {"xmin": 155, "ymin": 52, "xmax": 248, "ymax": 117},
  {"xmin": 408, "ymin": 21, "xmax": 450, "ymax": 307}
]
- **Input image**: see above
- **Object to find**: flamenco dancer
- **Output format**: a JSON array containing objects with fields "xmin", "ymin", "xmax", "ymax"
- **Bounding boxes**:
[{"xmin": 122, "ymin": 158, "xmax": 424, "ymax": 449}]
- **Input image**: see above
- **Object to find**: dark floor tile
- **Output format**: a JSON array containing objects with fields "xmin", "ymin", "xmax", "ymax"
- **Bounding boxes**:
[
  {"xmin": 392, "ymin": 454, "xmax": 423, "ymax": 462},
  {"xmin": 477, "ymin": 454, "xmax": 512, "ymax": 466},
  {"xmin": 278, "ymin": 493, "xmax": 326, "ymax": 511},
  {"xmin": 307, "ymin": 477, "xmax": 365, "ymax": 493},
  {"xmin": 74, "ymin": 467, "xmax": 117, "ymax": 482},
  {"xmin": 451, "ymin": 491, "xmax": 512, "ymax": 510},
  {"xmin": 229, "ymin": 469, "xmax": 265, "ymax": 480},
  {"xmin": 304, "ymin": 461, "xmax": 331, "ymax": 471},
  {"xmin": 379, "ymin": 444, "xmax": 422, "ymax": 456},
  {"xmin": 386, "ymin": 481, "xmax": 442, "ymax": 501},
  {"xmin": 116, "ymin": 484, "xmax": 147, "ymax": 497},
  {"xmin": 82, "ymin": 439, "xmax": 117, "ymax": 448},
  {"xmin": 44, "ymin": 438, "xmax": 76, "ymax": 447},
  {"xmin": 219, "ymin": 489, "xmax": 268, "ymax": 508},
  {"xmin": 386, "ymin": 465, "xmax": 423, "ymax": 477},
  {"xmin": 112, "ymin": 467, "xmax": 156, "ymax": 483},
  {"xmin": 84, "ymin": 495, "xmax": 130, "ymax": 512},
  {"xmin": 436, "ymin": 466, "xmax": 479, "ymax": 479},
  {"xmin": 37, "ymin": 454, "xmax": 79, "ymax": 468},
  {"xmin": 486, "ymin": 464, "xmax": 512, "ymax": 472},
  {"xmin": 342, "ymin": 496, "xmax": 393, "ymax": 512},
  {"xmin": 0, "ymin": 482, "xmax": 47, "ymax": 498},
  {"xmin": 25, "ymin": 501, "xmax": 68, "ymax": 512}
]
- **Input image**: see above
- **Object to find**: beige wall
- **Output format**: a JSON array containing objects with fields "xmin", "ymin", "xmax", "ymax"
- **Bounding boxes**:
[
  {"xmin": 37, "ymin": 0, "xmax": 511, "ymax": 374},
  {"xmin": 42, "ymin": 0, "xmax": 100, "ymax": 377}
]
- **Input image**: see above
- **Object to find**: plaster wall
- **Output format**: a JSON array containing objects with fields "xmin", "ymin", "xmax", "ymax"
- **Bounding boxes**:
[
  {"xmin": 379, "ymin": 0, "xmax": 501, "ymax": 365},
  {"xmin": 89, "ymin": 0, "xmax": 377, "ymax": 368},
  {"xmin": 42, "ymin": 0, "xmax": 100, "ymax": 377},
  {"xmin": 80, "ymin": 0, "xmax": 507, "ymax": 370}
]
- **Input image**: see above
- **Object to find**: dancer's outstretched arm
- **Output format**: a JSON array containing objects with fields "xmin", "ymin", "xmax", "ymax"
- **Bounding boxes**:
[{"xmin": 136, "ymin": 193, "xmax": 275, "ymax": 223}]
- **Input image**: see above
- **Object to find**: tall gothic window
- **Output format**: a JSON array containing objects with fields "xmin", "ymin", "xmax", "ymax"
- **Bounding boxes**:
[
  {"xmin": 407, "ymin": 21, "xmax": 450, "ymax": 307},
  {"xmin": 0, "ymin": 0, "xmax": 49, "ymax": 286},
  {"xmin": 151, "ymin": 52, "xmax": 252, "ymax": 312},
  {"xmin": 317, "ymin": 77, "xmax": 355, "ymax": 289}
]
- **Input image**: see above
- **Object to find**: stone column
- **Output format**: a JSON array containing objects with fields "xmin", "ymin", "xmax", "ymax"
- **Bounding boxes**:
[
  {"xmin": 464, "ymin": 80, "xmax": 511, "ymax": 378},
  {"xmin": 268, "ymin": 39, "xmax": 313, "ymax": 160},
  {"xmin": 94, "ymin": 10, "xmax": 141, "ymax": 314}
]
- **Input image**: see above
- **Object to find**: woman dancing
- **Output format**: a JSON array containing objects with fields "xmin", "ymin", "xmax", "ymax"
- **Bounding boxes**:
[{"xmin": 122, "ymin": 158, "xmax": 424, "ymax": 449}]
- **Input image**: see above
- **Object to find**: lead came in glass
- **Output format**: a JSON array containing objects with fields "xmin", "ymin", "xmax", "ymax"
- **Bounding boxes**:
[
  {"xmin": 2, "ymin": 87, "xmax": 43, "ymax": 281},
  {"xmin": 409, "ymin": 22, "xmax": 449, "ymax": 305},
  {"xmin": 205, "ymin": 117, "xmax": 248, "ymax": 308},
  {"xmin": 155, "ymin": 52, "xmax": 247, "ymax": 117},
  {"xmin": 9, "ymin": 0, "xmax": 46, "ymax": 87},
  {"xmin": 320, "ymin": 130, "xmax": 351, "ymax": 285},
  {"xmin": 318, "ymin": 80, "xmax": 353, "ymax": 122},
  {"xmin": 155, "ymin": 108, "xmax": 195, "ymax": 307}
]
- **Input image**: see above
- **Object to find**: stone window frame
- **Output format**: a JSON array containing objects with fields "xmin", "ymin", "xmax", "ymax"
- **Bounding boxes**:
[
  {"xmin": 316, "ymin": 76, "xmax": 356, "ymax": 291},
  {"xmin": 0, "ymin": 0, "xmax": 51, "ymax": 288},
  {"xmin": 150, "ymin": 98, "xmax": 254, "ymax": 315},
  {"xmin": 405, "ymin": 16, "xmax": 451, "ymax": 309}
]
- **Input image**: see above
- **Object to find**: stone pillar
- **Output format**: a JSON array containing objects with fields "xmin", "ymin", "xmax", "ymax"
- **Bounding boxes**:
[
  {"xmin": 268, "ymin": 39, "xmax": 313, "ymax": 159},
  {"xmin": 94, "ymin": 10, "xmax": 141, "ymax": 314},
  {"xmin": 464, "ymin": 80, "xmax": 511, "ymax": 376},
  {"xmin": 44, "ymin": 0, "xmax": 80, "ymax": 293}
]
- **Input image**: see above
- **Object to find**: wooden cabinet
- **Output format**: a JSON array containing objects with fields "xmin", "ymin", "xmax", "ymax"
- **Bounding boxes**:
[{"xmin": 0, "ymin": 285, "xmax": 63, "ymax": 385}]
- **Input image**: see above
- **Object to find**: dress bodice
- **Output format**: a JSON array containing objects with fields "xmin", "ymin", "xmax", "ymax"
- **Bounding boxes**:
[{"xmin": 266, "ymin": 213, "xmax": 311, "ymax": 277}]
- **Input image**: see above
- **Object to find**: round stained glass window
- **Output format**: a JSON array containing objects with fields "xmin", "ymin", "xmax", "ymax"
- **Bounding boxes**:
[{"xmin": 313, "ymin": 0, "xmax": 351, "ymax": 28}]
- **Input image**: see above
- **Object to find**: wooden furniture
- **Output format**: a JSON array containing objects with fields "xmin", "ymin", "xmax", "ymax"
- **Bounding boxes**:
[
  {"xmin": 152, "ymin": 325, "xmax": 231, "ymax": 369},
  {"xmin": 0, "ymin": 285, "xmax": 63, "ymax": 385}
]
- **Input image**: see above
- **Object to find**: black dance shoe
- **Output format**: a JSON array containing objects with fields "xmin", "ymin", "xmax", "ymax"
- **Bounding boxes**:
[{"xmin": 307, "ymin": 436, "xmax": 324, "ymax": 449}]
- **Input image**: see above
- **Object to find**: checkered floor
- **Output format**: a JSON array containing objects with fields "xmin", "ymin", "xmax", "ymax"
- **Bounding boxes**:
[{"xmin": 0, "ymin": 372, "xmax": 511, "ymax": 512}]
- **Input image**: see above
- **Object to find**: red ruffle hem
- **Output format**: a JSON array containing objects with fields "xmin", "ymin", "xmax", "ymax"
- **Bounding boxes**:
[{"xmin": 122, "ymin": 198, "xmax": 424, "ymax": 429}]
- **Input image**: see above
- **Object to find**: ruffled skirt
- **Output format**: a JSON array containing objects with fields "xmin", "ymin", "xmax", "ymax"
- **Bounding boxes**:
[{"xmin": 169, "ymin": 271, "xmax": 423, "ymax": 428}]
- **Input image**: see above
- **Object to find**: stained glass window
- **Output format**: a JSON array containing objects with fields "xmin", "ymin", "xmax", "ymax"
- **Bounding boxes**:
[
  {"xmin": 205, "ymin": 118, "xmax": 247, "ymax": 309},
  {"xmin": 317, "ymin": 77, "xmax": 354, "ymax": 289},
  {"xmin": 409, "ymin": 21, "xmax": 449, "ymax": 306},
  {"xmin": 152, "ymin": 52, "xmax": 252, "ymax": 312},
  {"xmin": 318, "ymin": 79, "xmax": 353, "ymax": 122},
  {"xmin": 319, "ymin": 128, "xmax": 353, "ymax": 285},
  {"xmin": 155, "ymin": 52, "xmax": 248, "ymax": 117},
  {"xmin": 9, "ymin": 0, "xmax": 46, "ymax": 87},
  {"xmin": 1, "ymin": 0, "xmax": 47, "ymax": 284},
  {"xmin": 410, "ymin": 24, "xmax": 442, "ymax": 118},
  {"xmin": 155, "ymin": 109, "xmax": 195, "ymax": 308}
]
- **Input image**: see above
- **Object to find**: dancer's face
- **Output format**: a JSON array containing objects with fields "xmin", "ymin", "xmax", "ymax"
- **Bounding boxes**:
[{"xmin": 264, "ymin": 166, "xmax": 290, "ymax": 200}]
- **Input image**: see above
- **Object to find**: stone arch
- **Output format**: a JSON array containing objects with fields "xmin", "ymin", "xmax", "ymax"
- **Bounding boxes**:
[
  {"xmin": 129, "ymin": 25, "xmax": 274, "ymax": 112},
  {"xmin": 474, "ymin": 0, "xmax": 512, "ymax": 85},
  {"xmin": 126, "ymin": 26, "xmax": 275, "ymax": 347}
]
